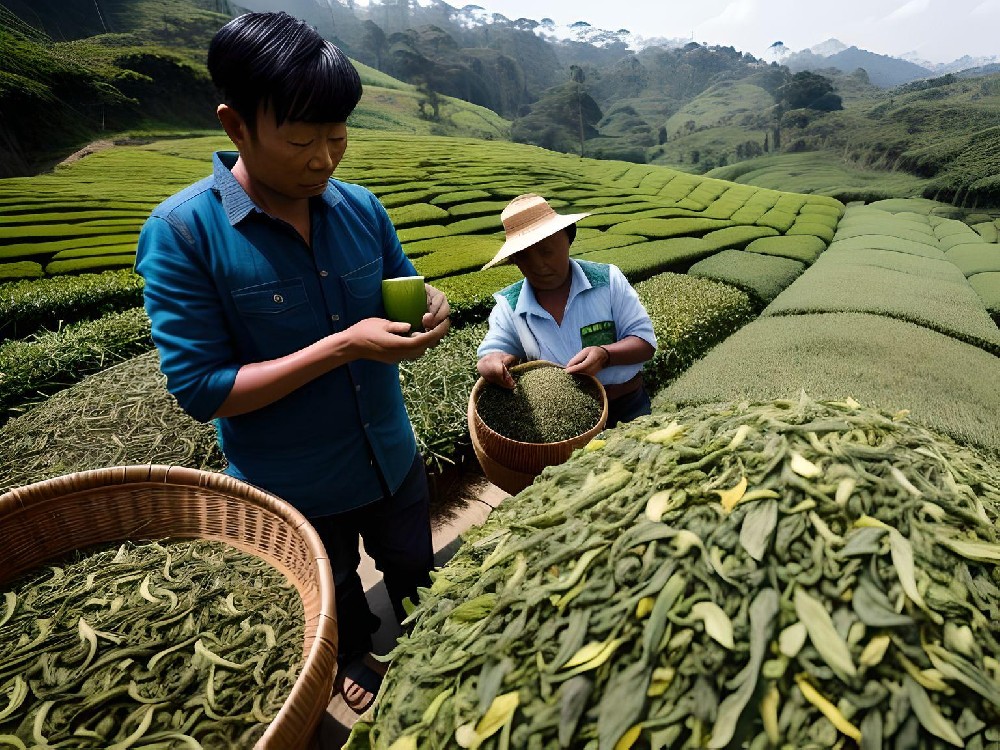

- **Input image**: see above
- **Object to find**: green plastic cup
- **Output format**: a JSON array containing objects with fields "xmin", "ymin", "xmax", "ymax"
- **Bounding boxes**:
[{"xmin": 381, "ymin": 275, "xmax": 427, "ymax": 331}]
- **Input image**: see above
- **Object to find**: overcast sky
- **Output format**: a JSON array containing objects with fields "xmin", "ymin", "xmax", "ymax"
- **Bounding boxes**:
[{"xmin": 464, "ymin": 0, "xmax": 997, "ymax": 64}]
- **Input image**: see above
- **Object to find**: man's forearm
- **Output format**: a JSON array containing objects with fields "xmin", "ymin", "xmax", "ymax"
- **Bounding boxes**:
[
  {"xmin": 602, "ymin": 335, "xmax": 655, "ymax": 367},
  {"xmin": 213, "ymin": 330, "xmax": 355, "ymax": 418}
]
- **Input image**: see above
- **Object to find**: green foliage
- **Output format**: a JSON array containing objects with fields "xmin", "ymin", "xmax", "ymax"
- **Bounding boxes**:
[
  {"xmin": 431, "ymin": 266, "xmax": 523, "ymax": 326},
  {"xmin": 660, "ymin": 312, "xmax": 1000, "ymax": 458},
  {"xmin": 830, "ymin": 235, "xmax": 944, "ymax": 260},
  {"xmin": 0, "ymin": 308, "xmax": 152, "ymax": 424},
  {"xmin": 688, "ymin": 249, "xmax": 805, "ymax": 307},
  {"xmin": 786, "ymin": 221, "xmax": 835, "ymax": 243},
  {"xmin": 46, "ymin": 254, "xmax": 137, "ymax": 275},
  {"xmin": 411, "ymin": 236, "xmax": 502, "ymax": 279},
  {"xmin": 634, "ymin": 272, "xmax": 755, "ymax": 392},
  {"xmin": 707, "ymin": 153, "xmax": 931, "ymax": 201},
  {"xmin": 765, "ymin": 255, "xmax": 1000, "ymax": 355},
  {"xmin": 399, "ymin": 323, "xmax": 486, "ymax": 475},
  {"xmin": 778, "ymin": 72, "xmax": 838, "ymax": 110},
  {"xmin": 398, "ymin": 225, "xmax": 450, "ymax": 245},
  {"xmin": 701, "ymin": 225, "xmax": 778, "ymax": 251},
  {"xmin": 578, "ymin": 237, "xmax": 716, "ymax": 279},
  {"xmin": 946, "ymin": 244, "xmax": 1000, "ymax": 277},
  {"xmin": 972, "ymin": 222, "xmax": 999, "ymax": 243},
  {"xmin": 0, "ymin": 348, "xmax": 222, "ymax": 491},
  {"xmin": 745, "ymin": 235, "xmax": 826, "ymax": 264},
  {"xmin": 821, "ymin": 247, "xmax": 962, "ymax": 282},
  {"xmin": 0, "ymin": 262, "xmax": 43, "ymax": 281},
  {"xmin": 445, "ymin": 201, "xmax": 510, "ymax": 219},
  {"xmin": 387, "ymin": 202, "xmax": 450, "ymax": 228},
  {"xmin": 609, "ymin": 217, "xmax": 735, "ymax": 238},
  {"xmin": 0, "ymin": 269, "xmax": 144, "ymax": 342},
  {"xmin": 430, "ymin": 190, "xmax": 492, "ymax": 206},
  {"xmin": 511, "ymin": 81, "xmax": 603, "ymax": 156},
  {"xmin": 755, "ymin": 208, "xmax": 797, "ymax": 233},
  {"xmin": 969, "ymin": 273, "xmax": 1000, "ymax": 326}
]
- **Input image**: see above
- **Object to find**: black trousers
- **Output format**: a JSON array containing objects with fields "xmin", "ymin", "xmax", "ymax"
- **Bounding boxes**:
[
  {"xmin": 308, "ymin": 453, "xmax": 433, "ymax": 662},
  {"xmin": 607, "ymin": 385, "xmax": 652, "ymax": 428}
]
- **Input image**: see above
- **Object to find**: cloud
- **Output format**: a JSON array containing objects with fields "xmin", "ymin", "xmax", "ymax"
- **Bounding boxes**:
[
  {"xmin": 972, "ymin": 0, "xmax": 1000, "ymax": 14},
  {"xmin": 700, "ymin": 0, "xmax": 758, "ymax": 29},
  {"xmin": 883, "ymin": 0, "xmax": 931, "ymax": 21}
]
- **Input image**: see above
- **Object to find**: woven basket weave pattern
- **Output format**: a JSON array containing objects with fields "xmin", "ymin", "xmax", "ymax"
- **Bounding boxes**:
[{"xmin": 0, "ymin": 464, "xmax": 337, "ymax": 750}]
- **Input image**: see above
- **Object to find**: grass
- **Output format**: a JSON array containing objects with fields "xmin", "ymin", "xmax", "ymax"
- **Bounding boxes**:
[{"xmin": 658, "ymin": 312, "xmax": 1000, "ymax": 459}]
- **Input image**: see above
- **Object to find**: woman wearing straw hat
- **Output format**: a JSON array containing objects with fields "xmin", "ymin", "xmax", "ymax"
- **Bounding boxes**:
[{"xmin": 477, "ymin": 194, "xmax": 657, "ymax": 428}]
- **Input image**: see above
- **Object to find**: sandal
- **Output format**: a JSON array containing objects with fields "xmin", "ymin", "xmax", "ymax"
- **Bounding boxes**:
[{"xmin": 335, "ymin": 654, "xmax": 385, "ymax": 714}]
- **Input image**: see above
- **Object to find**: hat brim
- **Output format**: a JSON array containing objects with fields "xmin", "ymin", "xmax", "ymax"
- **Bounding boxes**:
[{"xmin": 481, "ymin": 212, "xmax": 591, "ymax": 270}]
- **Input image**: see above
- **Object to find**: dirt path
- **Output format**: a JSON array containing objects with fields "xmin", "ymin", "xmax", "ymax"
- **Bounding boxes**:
[{"xmin": 56, "ymin": 139, "xmax": 117, "ymax": 167}]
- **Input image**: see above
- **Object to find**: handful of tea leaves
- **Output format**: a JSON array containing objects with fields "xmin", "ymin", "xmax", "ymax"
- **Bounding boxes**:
[
  {"xmin": 0, "ymin": 539, "xmax": 304, "ymax": 748},
  {"xmin": 477, "ymin": 365, "xmax": 603, "ymax": 444},
  {"xmin": 348, "ymin": 394, "xmax": 1000, "ymax": 750}
]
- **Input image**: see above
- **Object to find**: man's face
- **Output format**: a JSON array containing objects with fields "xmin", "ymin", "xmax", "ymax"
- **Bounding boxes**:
[
  {"xmin": 512, "ymin": 229, "xmax": 572, "ymax": 292},
  {"xmin": 238, "ymin": 105, "xmax": 348, "ymax": 201}
]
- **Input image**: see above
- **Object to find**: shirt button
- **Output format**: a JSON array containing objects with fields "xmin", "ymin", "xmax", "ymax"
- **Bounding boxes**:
[
  {"xmin": 319, "ymin": 270, "xmax": 329, "ymax": 277},
  {"xmin": 273, "ymin": 294, "xmax": 283, "ymax": 303},
  {"xmin": 331, "ymin": 314, "xmax": 340, "ymax": 322},
  {"xmin": 363, "ymin": 423, "xmax": 370, "ymax": 430},
  {"xmin": 355, "ymin": 384, "xmax": 361, "ymax": 392}
]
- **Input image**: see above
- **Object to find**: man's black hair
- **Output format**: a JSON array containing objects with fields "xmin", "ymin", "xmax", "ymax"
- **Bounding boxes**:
[
  {"xmin": 564, "ymin": 224, "xmax": 577, "ymax": 245},
  {"xmin": 208, "ymin": 11, "xmax": 362, "ymax": 131}
]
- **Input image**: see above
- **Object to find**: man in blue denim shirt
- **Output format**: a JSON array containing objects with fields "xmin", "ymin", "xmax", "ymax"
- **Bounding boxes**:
[{"xmin": 134, "ymin": 12, "xmax": 449, "ymax": 712}]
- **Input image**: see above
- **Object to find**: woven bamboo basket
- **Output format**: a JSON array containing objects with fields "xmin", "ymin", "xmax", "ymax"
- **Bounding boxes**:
[
  {"xmin": 468, "ymin": 361, "xmax": 608, "ymax": 495},
  {"xmin": 0, "ymin": 465, "xmax": 337, "ymax": 750}
]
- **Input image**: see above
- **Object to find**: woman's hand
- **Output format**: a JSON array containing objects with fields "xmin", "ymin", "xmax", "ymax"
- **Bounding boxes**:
[
  {"xmin": 477, "ymin": 351, "xmax": 518, "ymax": 389},
  {"xmin": 565, "ymin": 345, "xmax": 610, "ymax": 377}
]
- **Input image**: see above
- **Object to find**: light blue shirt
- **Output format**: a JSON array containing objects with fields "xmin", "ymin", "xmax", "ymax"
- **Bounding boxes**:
[
  {"xmin": 477, "ymin": 259, "xmax": 656, "ymax": 385},
  {"xmin": 135, "ymin": 151, "xmax": 418, "ymax": 517}
]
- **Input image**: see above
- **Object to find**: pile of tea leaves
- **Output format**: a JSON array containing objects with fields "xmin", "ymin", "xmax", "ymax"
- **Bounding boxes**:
[
  {"xmin": 0, "ymin": 350, "xmax": 224, "ymax": 493},
  {"xmin": 0, "ymin": 539, "xmax": 303, "ymax": 747},
  {"xmin": 347, "ymin": 394, "xmax": 1000, "ymax": 750},
  {"xmin": 476, "ymin": 366, "xmax": 603, "ymax": 444}
]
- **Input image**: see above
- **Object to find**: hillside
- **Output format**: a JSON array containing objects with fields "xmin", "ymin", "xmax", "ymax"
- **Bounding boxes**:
[{"xmin": 0, "ymin": 0, "xmax": 509, "ymax": 177}]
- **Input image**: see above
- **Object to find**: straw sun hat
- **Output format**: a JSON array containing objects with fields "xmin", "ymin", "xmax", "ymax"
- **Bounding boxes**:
[{"xmin": 481, "ymin": 194, "xmax": 591, "ymax": 270}]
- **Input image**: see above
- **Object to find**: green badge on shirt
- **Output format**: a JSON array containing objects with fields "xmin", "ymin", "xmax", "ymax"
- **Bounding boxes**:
[{"xmin": 580, "ymin": 320, "xmax": 615, "ymax": 348}]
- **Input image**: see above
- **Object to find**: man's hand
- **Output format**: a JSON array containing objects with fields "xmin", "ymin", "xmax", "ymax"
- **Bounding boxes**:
[
  {"xmin": 477, "ymin": 351, "xmax": 518, "ymax": 389},
  {"xmin": 565, "ymin": 346, "xmax": 610, "ymax": 377},
  {"xmin": 422, "ymin": 283, "xmax": 450, "ymax": 331},
  {"xmin": 348, "ymin": 317, "xmax": 450, "ymax": 364}
]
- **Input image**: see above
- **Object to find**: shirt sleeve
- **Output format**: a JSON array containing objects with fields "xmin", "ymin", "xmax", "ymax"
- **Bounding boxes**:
[
  {"xmin": 610, "ymin": 264, "xmax": 657, "ymax": 350},
  {"xmin": 134, "ymin": 216, "xmax": 241, "ymax": 423},
  {"xmin": 477, "ymin": 298, "xmax": 527, "ymax": 360}
]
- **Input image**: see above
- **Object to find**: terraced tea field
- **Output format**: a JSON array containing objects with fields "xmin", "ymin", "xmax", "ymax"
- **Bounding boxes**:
[
  {"xmin": 660, "ymin": 198, "xmax": 1000, "ymax": 457},
  {"xmin": 0, "ymin": 131, "xmax": 844, "ymax": 488},
  {"xmin": 1, "ymin": 133, "xmax": 998, "ymax": 500}
]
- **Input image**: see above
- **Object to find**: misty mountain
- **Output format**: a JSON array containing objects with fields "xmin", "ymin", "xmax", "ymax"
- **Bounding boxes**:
[{"xmin": 784, "ymin": 45, "xmax": 932, "ymax": 87}]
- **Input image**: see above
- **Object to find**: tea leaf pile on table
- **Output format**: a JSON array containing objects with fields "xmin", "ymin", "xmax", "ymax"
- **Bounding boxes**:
[
  {"xmin": 0, "ymin": 539, "xmax": 304, "ymax": 748},
  {"xmin": 476, "ymin": 366, "xmax": 603, "ymax": 444},
  {"xmin": 347, "ymin": 394, "xmax": 1000, "ymax": 749}
]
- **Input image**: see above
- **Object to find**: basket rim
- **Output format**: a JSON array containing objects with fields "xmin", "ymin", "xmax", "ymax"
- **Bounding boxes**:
[
  {"xmin": 471, "ymin": 360, "xmax": 608, "ymax": 449},
  {"xmin": 0, "ymin": 464, "xmax": 336, "ymax": 750}
]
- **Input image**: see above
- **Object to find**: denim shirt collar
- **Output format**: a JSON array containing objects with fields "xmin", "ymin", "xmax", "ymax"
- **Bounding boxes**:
[
  {"xmin": 515, "ymin": 259, "xmax": 593, "ymax": 320},
  {"xmin": 211, "ymin": 151, "xmax": 343, "ymax": 226}
]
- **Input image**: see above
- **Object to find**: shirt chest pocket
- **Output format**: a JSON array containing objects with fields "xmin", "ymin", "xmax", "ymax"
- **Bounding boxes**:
[
  {"xmin": 231, "ymin": 279, "xmax": 323, "ymax": 359},
  {"xmin": 340, "ymin": 257, "xmax": 383, "ymax": 318}
]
